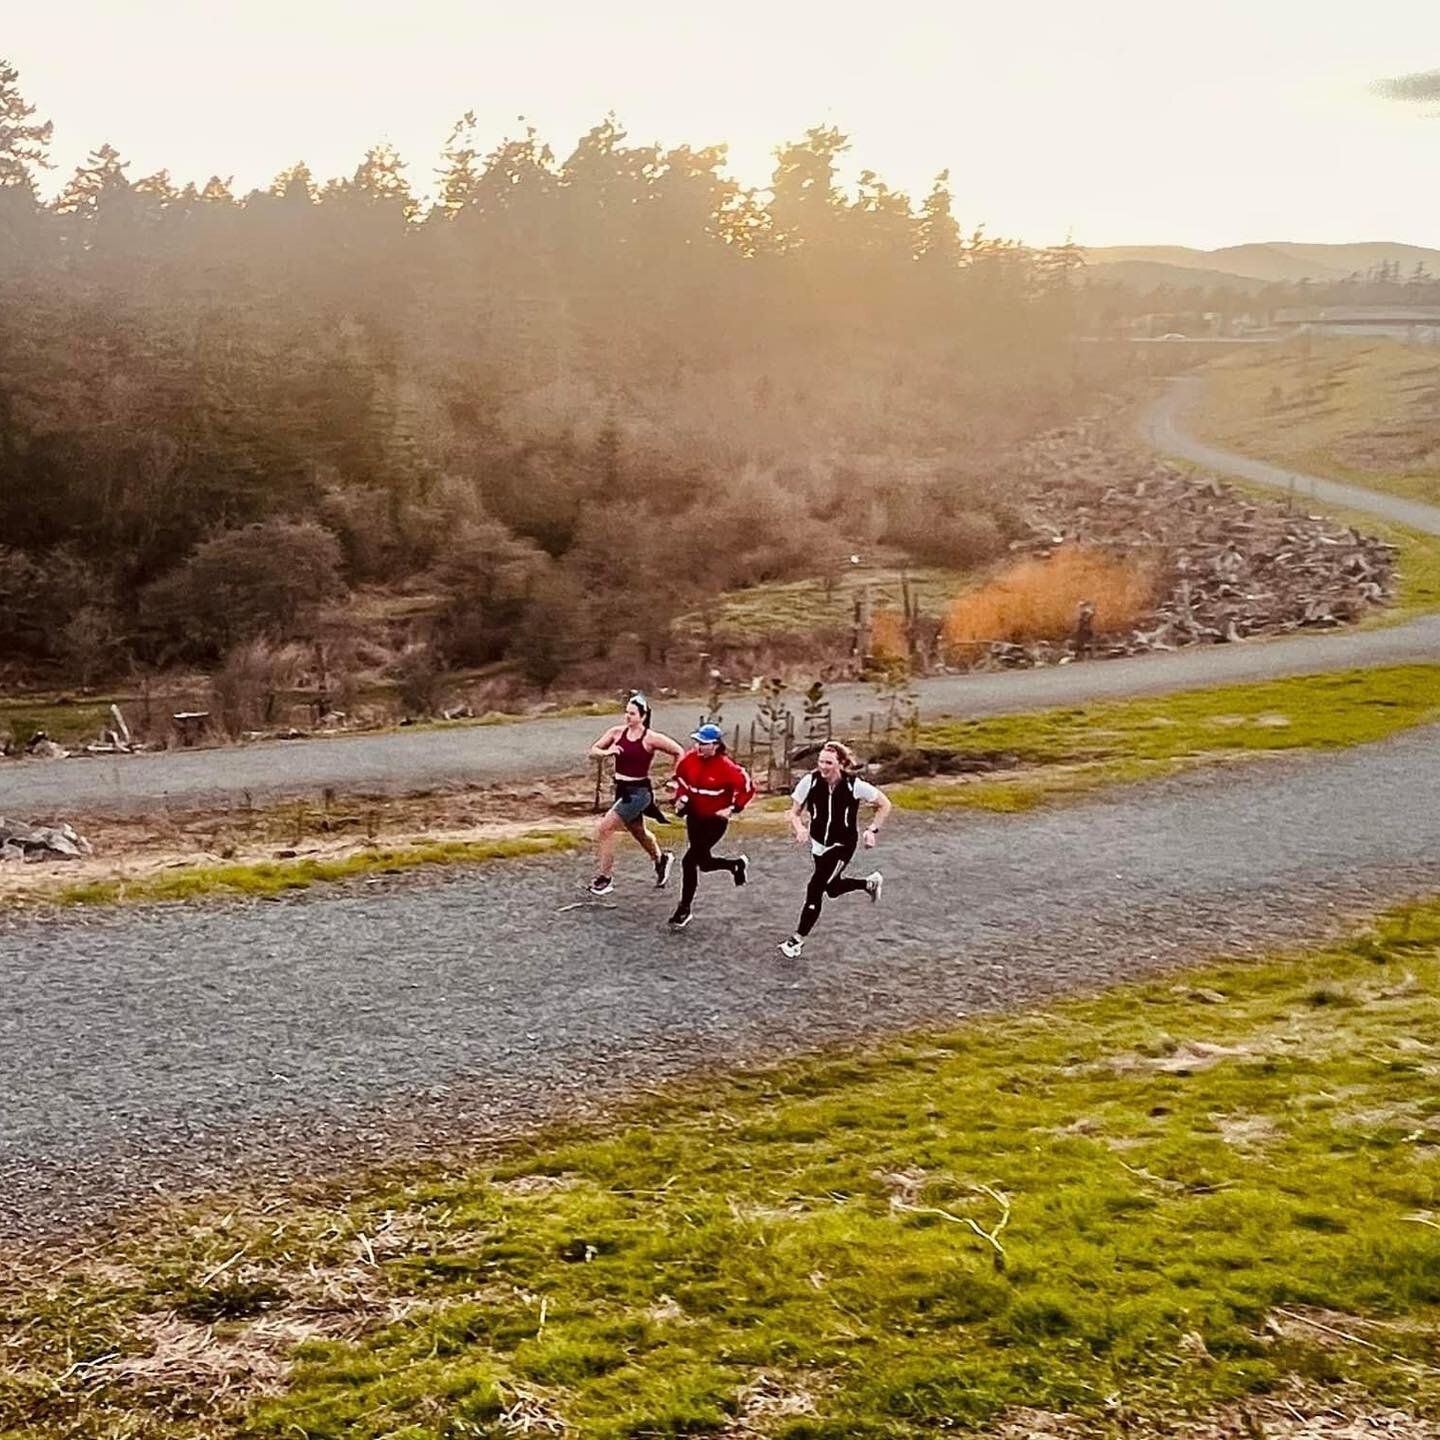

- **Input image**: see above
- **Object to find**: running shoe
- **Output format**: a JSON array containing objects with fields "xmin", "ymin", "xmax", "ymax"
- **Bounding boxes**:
[
  {"xmin": 778, "ymin": 935, "xmax": 804, "ymax": 959},
  {"xmin": 587, "ymin": 875, "xmax": 614, "ymax": 896},
  {"xmin": 734, "ymin": 854, "xmax": 750, "ymax": 887},
  {"xmin": 865, "ymin": 872, "xmax": 884, "ymax": 904},
  {"xmin": 655, "ymin": 851, "xmax": 674, "ymax": 888},
  {"xmin": 669, "ymin": 908, "xmax": 693, "ymax": 930}
]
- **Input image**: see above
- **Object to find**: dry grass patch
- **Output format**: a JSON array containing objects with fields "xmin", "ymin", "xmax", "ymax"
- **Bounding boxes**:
[{"xmin": 941, "ymin": 543, "xmax": 1159, "ymax": 662}]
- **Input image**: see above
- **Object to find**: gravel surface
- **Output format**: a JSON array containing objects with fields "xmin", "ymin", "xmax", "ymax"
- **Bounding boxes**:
[
  {"xmin": 5, "ymin": 726, "xmax": 1440, "ymax": 1245},
  {"xmin": 5, "ymin": 382, "xmax": 1440, "ymax": 821},
  {"xmin": 1143, "ymin": 376, "xmax": 1440, "ymax": 536}
]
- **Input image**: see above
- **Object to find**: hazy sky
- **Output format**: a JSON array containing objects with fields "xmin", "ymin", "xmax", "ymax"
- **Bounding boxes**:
[{"xmin": 7, "ymin": 0, "xmax": 1440, "ymax": 249}]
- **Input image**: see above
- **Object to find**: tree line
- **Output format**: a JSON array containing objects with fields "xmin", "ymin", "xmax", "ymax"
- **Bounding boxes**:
[{"xmin": 0, "ymin": 59, "xmax": 1102, "ymax": 694}]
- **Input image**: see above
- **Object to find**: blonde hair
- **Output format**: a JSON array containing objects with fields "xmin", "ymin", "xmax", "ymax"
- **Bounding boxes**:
[{"xmin": 820, "ymin": 740, "xmax": 858, "ymax": 772}]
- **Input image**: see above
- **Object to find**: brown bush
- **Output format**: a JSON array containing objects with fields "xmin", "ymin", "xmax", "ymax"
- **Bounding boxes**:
[
  {"xmin": 942, "ymin": 545, "xmax": 1158, "ymax": 661},
  {"xmin": 209, "ymin": 639, "xmax": 307, "ymax": 737},
  {"xmin": 391, "ymin": 643, "xmax": 446, "ymax": 717},
  {"xmin": 870, "ymin": 608, "xmax": 909, "ymax": 663},
  {"xmin": 141, "ymin": 520, "xmax": 346, "ymax": 662}
]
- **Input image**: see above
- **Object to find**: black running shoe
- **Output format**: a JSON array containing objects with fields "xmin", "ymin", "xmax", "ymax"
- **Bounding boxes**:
[
  {"xmin": 734, "ymin": 854, "xmax": 750, "ymax": 887},
  {"xmin": 587, "ymin": 875, "xmax": 614, "ymax": 896},
  {"xmin": 669, "ymin": 908, "xmax": 692, "ymax": 929},
  {"xmin": 655, "ymin": 851, "xmax": 674, "ymax": 888}
]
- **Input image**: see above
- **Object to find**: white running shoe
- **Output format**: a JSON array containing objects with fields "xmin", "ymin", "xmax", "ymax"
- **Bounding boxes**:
[
  {"xmin": 865, "ymin": 872, "xmax": 884, "ymax": 904},
  {"xmin": 778, "ymin": 935, "xmax": 804, "ymax": 959},
  {"xmin": 734, "ymin": 855, "xmax": 750, "ymax": 887},
  {"xmin": 655, "ymin": 852, "xmax": 674, "ymax": 888}
]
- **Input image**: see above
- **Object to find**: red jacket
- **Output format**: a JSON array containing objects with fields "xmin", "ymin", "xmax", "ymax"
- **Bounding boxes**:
[{"xmin": 672, "ymin": 749, "xmax": 755, "ymax": 819}]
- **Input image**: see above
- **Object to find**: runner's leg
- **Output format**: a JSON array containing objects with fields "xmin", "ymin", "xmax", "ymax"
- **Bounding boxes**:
[
  {"xmin": 625, "ymin": 816, "xmax": 662, "ymax": 863},
  {"xmin": 693, "ymin": 815, "xmax": 735, "ymax": 877},
  {"xmin": 678, "ymin": 813, "xmax": 705, "ymax": 911},
  {"xmin": 797, "ymin": 848, "xmax": 848, "ymax": 937},
  {"xmin": 595, "ymin": 809, "xmax": 624, "ymax": 878},
  {"xmin": 824, "ymin": 854, "xmax": 868, "ymax": 900}
]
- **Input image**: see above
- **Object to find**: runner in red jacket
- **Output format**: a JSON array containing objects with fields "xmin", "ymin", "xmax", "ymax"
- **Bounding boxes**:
[{"xmin": 667, "ymin": 723, "xmax": 755, "ymax": 929}]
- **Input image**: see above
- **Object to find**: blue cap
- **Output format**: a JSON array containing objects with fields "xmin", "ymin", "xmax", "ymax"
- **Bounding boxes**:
[{"xmin": 691, "ymin": 723, "xmax": 724, "ymax": 744}]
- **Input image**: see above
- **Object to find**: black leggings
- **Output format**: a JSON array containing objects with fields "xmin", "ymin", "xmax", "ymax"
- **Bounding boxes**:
[
  {"xmin": 797, "ymin": 842, "xmax": 868, "ymax": 936},
  {"xmin": 679, "ymin": 813, "xmax": 739, "ymax": 909}
]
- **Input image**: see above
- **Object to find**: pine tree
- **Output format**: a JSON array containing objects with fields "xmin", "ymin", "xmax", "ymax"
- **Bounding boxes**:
[
  {"xmin": 917, "ymin": 170, "xmax": 961, "ymax": 265},
  {"xmin": 0, "ymin": 59, "xmax": 51, "ymax": 192},
  {"xmin": 436, "ymin": 111, "xmax": 482, "ymax": 217},
  {"xmin": 55, "ymin": 143, "xmax": 131, "ymax": 216},
  {"xmin": 270, "ymin": 161, "xmax": 315, "ymax": 204}
]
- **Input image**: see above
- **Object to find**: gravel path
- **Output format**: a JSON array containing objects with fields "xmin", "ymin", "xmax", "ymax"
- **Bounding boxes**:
[
  {"xmin": 1141, "ymin": 377, "xmax": 1440, "ymax": 535},
  {"xmin": 4, "ymin": 725, "xmax": 1440, "ymax": 1244},
  {"xmin": 5, "ymin": 380, "xmax": 1440, "ymax": 821}
]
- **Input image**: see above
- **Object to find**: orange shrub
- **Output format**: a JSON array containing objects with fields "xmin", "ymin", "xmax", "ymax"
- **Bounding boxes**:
[
  {"xmin": 870, "ymin": 608, "xmax": 909, "ymax": 663},
  {"xmin": 942, "ymin": 545, "xmax": 1158, "ymax": 662}
]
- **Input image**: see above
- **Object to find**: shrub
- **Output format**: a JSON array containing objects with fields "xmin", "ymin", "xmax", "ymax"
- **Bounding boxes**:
[
  {"xmin": 391, "ymin": 643, "xmax": 445, "ymax": 716},
  {"xmin": 0, "ymin": 546, "xmax": 117, "ymax": 668},
  {"xmin": 209, "ymin": 639, "xmax": 307, "ymax": 737},
  {"xmin": 142, "ymin": 520, "xmax": 345, "ymax": 662},
  {"xmin": 430, "ymin": 518, "xmax": 549, "ymax": 667},
  {"xmin": 60, "ymin": 604, "xmax": 123, "ymax": 686},
  {"xmin": 882, "ymin": 476, "xmax": 1015, "ymax": 571},
  {"xmin": 942, "ymin": 544, "xmax": 1159, "ymax": 661},
  {"xmin": 511, "ymin": 571, "xmax": 589, "ymax": 692}
]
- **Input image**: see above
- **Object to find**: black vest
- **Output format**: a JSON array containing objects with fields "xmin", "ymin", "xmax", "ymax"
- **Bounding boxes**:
[{"xmin": 801, "ymin": 771, "xmax": 861, "ymax": 850}]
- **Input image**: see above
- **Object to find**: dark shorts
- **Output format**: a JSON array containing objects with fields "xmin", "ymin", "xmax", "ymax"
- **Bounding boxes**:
[{"xmin": 612, "ymin": 780, "xmax": 657, "ymax": 825}]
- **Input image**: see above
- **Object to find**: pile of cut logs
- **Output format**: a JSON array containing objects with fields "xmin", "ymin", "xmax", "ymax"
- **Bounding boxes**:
[{"xmin": 981, "ymin": 422, "xmax": 1397, "ymax": 666}]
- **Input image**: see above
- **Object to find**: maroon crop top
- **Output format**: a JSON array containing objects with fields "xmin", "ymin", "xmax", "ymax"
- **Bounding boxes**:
[{"xmin": 614, "ymin": 728, "xmax": 653, "ymax": 779}]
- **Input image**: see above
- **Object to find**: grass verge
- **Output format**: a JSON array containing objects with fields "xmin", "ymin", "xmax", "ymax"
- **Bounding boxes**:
[
  {"xmin": 53, "ymin": 831, "xmax": 586, "ymax": 907},
  {"xmin": 0, "ymin": 698, "xmax": 118, "ymax": 748},
  {"xmin": 17, "ymin": 665, "xmax": 1440, "ymax": 907},
  {"xmin": 888, "ymin": 664, "xmax": 1440, "ymax": 814},
  {"xmin": 5, "ymin": 899, "xmax": 1440, "ymax": 1437},
  {"xmin": 675, "ymin": 566, "xmax": 968, "ymax": 646}
]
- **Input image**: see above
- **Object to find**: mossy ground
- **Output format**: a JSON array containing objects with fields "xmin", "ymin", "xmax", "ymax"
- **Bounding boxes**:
[
  {"xmin": 888, "ymin": 664, "xmax": 1440, "ymax": 813},
  {"xmin": 5, "ymin": 899, "xmax": 1440, "ymax": 1437}
]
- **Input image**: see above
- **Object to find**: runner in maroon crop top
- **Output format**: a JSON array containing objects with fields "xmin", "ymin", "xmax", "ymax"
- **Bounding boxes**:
[{"xmin": 586, "ymin": 692, "xmax": 684, "ymax": 896}]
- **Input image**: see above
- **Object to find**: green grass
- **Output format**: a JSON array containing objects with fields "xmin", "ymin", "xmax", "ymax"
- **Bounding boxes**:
[
  {"xmin": 0, "ymin": 698, "xmax": 117, "ymax": 748},
  {"xmin": 6, "ymin": 899, "xmax": 1440, "ymax": 1438},
  {"xmin": 882, "ymin": 664, "xmax": 1440, "ymax": 814},
  {"xmin": 15, "ymin": 666, "xmax": 1440, "ymax": 909},
  {"xmin": 54, "ymin": 831, "xmax": 585, "ymax": 907},
  {"xmin": 676, "ymin": 566, "xmax": 968, "ymax": 646}
]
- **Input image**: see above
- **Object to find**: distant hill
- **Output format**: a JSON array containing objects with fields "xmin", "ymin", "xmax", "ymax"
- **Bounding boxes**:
[
  {"xmin": 1082, "ymin": 241, "xmax": 1440, "ymax": 290},
  {"xmin": 1083, "ymin": 260, "xmax": 1271, "ymax": 295}
]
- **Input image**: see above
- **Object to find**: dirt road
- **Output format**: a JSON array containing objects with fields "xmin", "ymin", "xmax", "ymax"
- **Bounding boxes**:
[
  {"xmin": 4, "ymin": 725, "xmax": 1440, "ymax": 1242},
  {"xmin": 2, "ymin": 376, "xmax": 1437, "ymax": 824}
]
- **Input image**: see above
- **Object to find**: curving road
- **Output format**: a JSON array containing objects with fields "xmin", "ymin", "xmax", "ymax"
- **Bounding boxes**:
[
  {"xmin": 7, "ymin": 374, "xmax": 1440, "ymax": 1243},
  {"xmin": 4, "ymin": 726, "xmax": 1440, "ymax": 1242},
  {"xmin": 1141, "ymin": 377, "xmax": 1440, "ymax": 536},
  {"xmin": 2, "ymin": 381, "xmax": 1438, "ymax": 821},
  {"xmin": 9, "ymin": 382, "xmax": 1440, "ymax": 823}
]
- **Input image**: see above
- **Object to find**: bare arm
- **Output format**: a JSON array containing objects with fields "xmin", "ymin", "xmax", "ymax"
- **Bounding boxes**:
[
  {"xmin": 862, "ymin": 788, "xmax": 893, "ymax": 848},
  {"xmin": 589, "ymin": 725, "xmax": 622, "ymax": 760},
  {"xmin": 645, "ymin": 730, "xmax": 686, "ymax": 761},
  {"xmin": 788, "ymin": 800, "xmax": 809, "ymax": 844}
]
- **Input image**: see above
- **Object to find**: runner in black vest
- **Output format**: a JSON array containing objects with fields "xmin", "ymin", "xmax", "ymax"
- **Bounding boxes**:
[{"xmin": 779, "ymin": 740, "xmax": 892, "ymax": 958}]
